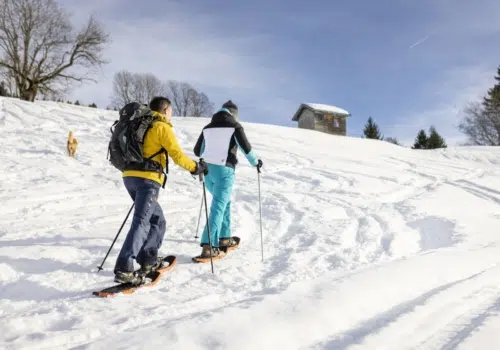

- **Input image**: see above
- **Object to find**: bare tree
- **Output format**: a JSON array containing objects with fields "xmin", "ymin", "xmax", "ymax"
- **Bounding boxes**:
[
  {"xmin": 111, "ymin": 71, "xmax": 214, "ymax": 116},
  {"xmin": 111, "ymin": 70, "xmax": 133, "ymax": 106},
  {"xmin": 384, "ymin": 137, "xmax": 401, "ymax": 146},
  {"xmin": 188, "ymin": 89, "xmax": 214, "ymax": 117},
  {"xmin": 111, "ymin": 70, "xmax": 166, "ymax": 107},
  {"xmin": 40, "ymin": 89, "xmax": 64, "ymax": 102},
  {"xmin": 458, "ymin": 66, "xmax": 500, "ymax": 146},
  {"xmin": 0, "ymin": 0, "xmax": 110, "ymax": 101},
  {"xmin": 133, "ymin": 73, "xmax": 165, "ymax": 105},
  {"xmin": 166, "ymin": 80, "xmax": 214, "ymax": 117},
  {"xmin": 458, "ymin": 101, "xmax": 500, "ymax": 146},
  {"xmin": 166, "ymin": 81, "xmax": 192, "ymax": 116}
]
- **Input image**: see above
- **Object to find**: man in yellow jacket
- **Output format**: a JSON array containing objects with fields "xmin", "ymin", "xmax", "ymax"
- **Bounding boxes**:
[{"xmin": 114, "ymin": 96, "xmax": 207, "ymax": 284}]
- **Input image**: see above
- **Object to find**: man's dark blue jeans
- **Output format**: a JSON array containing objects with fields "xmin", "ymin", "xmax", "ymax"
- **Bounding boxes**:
[{"xmin": 114, "ymin": 177, "xmax": 166, "ymax": 273}]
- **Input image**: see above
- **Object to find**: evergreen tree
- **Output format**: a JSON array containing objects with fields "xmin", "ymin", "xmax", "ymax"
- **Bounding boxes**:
[
  {"xmin": 412, "ymin": 129, "xmax": 428, "ymax": 149},
  {"xmin": 427, "ymin": 126, "xmax": 447, "ymax": 149},
  {"xmin": 483, "ymin": 66, "xmax": 500, "ymax": 112},
  {"xmin": 482, "ymin": 66, "xmax": 500, "ymax": 144},
  {"xmin": 458, "ymin": 65, "xmax": 500, "ymax": 145},
  {"xmin": 363, "ymin": 116, "xmax": 383, "ymax": 139},
  {"xmin": 74, "ymin": 100, "xmax": 80, "ymax": 105},
  {"xmin": 89, "ymin": 102, "xmax": 97, "ymax": 108}
]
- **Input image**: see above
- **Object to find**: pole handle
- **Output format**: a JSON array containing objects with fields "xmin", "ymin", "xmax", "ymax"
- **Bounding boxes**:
[{"xmin": 198, "ymin": 158, "xmax": 206, "ymax": 182}]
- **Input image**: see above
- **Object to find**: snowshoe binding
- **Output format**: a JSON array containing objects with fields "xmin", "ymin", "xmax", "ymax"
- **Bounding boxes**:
[
  {"xmin": 192, "ymin": 237, "xmax": 240, "ymax": 263},
  {"xmin": 93, "ymin": 255, "xmax": 177, "ymax": 297}
]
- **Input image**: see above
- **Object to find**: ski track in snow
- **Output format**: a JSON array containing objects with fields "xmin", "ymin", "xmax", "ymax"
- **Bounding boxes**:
[{"xmin": 1, "ymin": 97, "xmax": 500, "ymax": 349}]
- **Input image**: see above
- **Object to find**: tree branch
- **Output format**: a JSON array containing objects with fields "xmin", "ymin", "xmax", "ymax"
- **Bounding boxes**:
[{"xmin": 0, "ymin": 0, "xmax": 110, "ymax": 101}]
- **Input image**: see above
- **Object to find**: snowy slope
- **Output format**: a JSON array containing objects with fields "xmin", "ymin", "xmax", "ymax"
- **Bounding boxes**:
[{"xmin": 1, "ymin": 96, "xmax": 500, "ymax": 349}]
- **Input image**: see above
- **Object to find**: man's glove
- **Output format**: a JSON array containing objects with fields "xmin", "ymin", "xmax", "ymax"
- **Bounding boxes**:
[{"xmin": 191, "ymin": 159, "xmax": 208, "ymax": 176}]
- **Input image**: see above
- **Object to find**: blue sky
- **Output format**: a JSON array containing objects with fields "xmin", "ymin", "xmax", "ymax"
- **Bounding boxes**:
[{"xmin": 61, "ymin": 0, "xmax": 500, "ymax": 146}]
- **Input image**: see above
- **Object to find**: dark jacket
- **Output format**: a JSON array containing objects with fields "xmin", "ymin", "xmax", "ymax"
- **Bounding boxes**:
[{"xmin": 193, "ymin": 109, "xmax": 258, "ymax": 168}]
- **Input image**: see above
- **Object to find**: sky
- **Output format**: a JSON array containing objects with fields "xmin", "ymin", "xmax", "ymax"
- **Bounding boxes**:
[{"xmin": 59, "ymin": 0, "xmax": 500, "ymax": 146}]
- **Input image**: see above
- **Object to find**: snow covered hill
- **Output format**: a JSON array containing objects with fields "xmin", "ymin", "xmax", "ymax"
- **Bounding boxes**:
[{"xmin": 1, "ymin": 96, "xmax": 500, "ymax": 349}]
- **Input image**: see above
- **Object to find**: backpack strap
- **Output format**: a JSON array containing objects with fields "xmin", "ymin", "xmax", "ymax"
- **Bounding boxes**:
[
  {"xmin": 146, "ymin": 117, "xmax": 170, "ymax": 188},
  {"xmin": 144, "ymin": 147, "xmax": 169, "ymax": 188},
  {"xmin": 145, "ymin": 147, "xmax": 166, "ymax": 161},
  {"xmin": 120, "ymin": 115, "xmax": 170, "ymax": 188},
  {"xmin": 107, "ymin": 120, "xmax": 119, "ymax": 161}
]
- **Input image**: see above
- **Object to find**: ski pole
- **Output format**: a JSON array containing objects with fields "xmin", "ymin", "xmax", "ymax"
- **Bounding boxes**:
[
  {"xmin": 96, "ymin": 202, "xmax": 134, "ymax": 272},
  {"xmin": 194, "ymin": 195, "xmax": 203, "ymax": 239},
  {"xmin": 257, "ymin": 164, "xmax": 264, "ymax": 262},
  {"xmin": 199, "ymin": 159, "xmax": 214, "ymax": 273}
]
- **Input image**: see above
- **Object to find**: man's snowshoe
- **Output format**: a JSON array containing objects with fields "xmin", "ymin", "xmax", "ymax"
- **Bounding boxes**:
[
  {"xmin": 192, "ymin": 237, "xmax": 240, "ymax": 263},
  {"xmin": 92, "ymin": 255, "xmax": 177, "ymax": 297}
]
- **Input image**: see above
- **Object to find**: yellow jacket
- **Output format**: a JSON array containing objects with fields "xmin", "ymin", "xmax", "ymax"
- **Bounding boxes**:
[{"xmin": 122, "ymin": 111, "xmax": 197, "ymax": 185}]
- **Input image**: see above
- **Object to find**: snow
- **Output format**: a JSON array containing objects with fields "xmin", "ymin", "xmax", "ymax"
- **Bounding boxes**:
[
  {"xmin": 304, "ymin": 103, "xmax": 350, "ymax": 116},
  {"xmin": 1, "ymin": 96, "xmax": 500, "ymax": 349}
]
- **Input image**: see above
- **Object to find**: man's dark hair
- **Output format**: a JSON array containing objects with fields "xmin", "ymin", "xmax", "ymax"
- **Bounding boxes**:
[{"xmin": 149, "ymin": 96, "xmax": 171, "ymax": 112}]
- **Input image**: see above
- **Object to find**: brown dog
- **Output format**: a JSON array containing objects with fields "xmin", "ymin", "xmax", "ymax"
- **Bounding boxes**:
[{"xmin": 67, "ymin": 131, "xmax": 78, "ymax": 157}]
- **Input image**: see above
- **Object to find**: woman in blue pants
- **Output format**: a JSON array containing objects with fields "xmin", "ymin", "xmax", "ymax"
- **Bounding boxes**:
[{"xmin": 193, "ymin": 100, "xmax": 262, "ymax": 259}]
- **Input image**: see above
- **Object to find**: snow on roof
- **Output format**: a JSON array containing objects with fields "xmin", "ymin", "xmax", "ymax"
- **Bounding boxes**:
[
  {"xmin": 292, "ymin": 103, "xmax": 351, "ymax": 121},
  {"xmin": 304, "ymin": 103, "xmax": 350, "ymax": 116}
]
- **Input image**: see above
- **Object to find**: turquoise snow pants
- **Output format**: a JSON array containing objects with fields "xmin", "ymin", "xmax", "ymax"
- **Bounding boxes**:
[{"xmin": 201, "ymin": 164, "xmax": 235, "ymax": 248}]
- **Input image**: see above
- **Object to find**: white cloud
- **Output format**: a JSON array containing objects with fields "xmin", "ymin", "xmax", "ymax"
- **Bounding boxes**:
[
  {"xmin": 385, "ymin": 64, "xmax": 497, "ymax": 147},
  {"xmin": 379, "ymin": 0, "xmax": 500, "ymax": 147},
  {"xmin": 55, "ymin": 0, "xmax": 303, "ymax": 110},
  {"xmin": 52, "ymin": 0, "xmax": 500, "ymax": 138}
]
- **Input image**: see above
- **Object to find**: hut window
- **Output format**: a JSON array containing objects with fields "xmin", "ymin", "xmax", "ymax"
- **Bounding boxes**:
[
  {"xmin": 315, "ymin": 113, "xmax": 323, "ymax": 121},
  {"xmin": 333, "ymin": 118, "xmax": 340, "ymax": 128}
]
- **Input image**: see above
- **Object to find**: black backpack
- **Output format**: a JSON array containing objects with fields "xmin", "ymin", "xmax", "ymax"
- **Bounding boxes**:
[{"xmin": 107, "ymin": 102, "xmax": 168, "ymax": 183}]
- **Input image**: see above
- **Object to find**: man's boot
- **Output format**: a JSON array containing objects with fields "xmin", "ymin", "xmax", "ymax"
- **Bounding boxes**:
[
  {"xmin": 114, "ymin": 270, "xmax": 143, "ymax": 285},
  {"xmin": 139, "ymin": 257, "xmax": 164, "ymax": 275}
]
